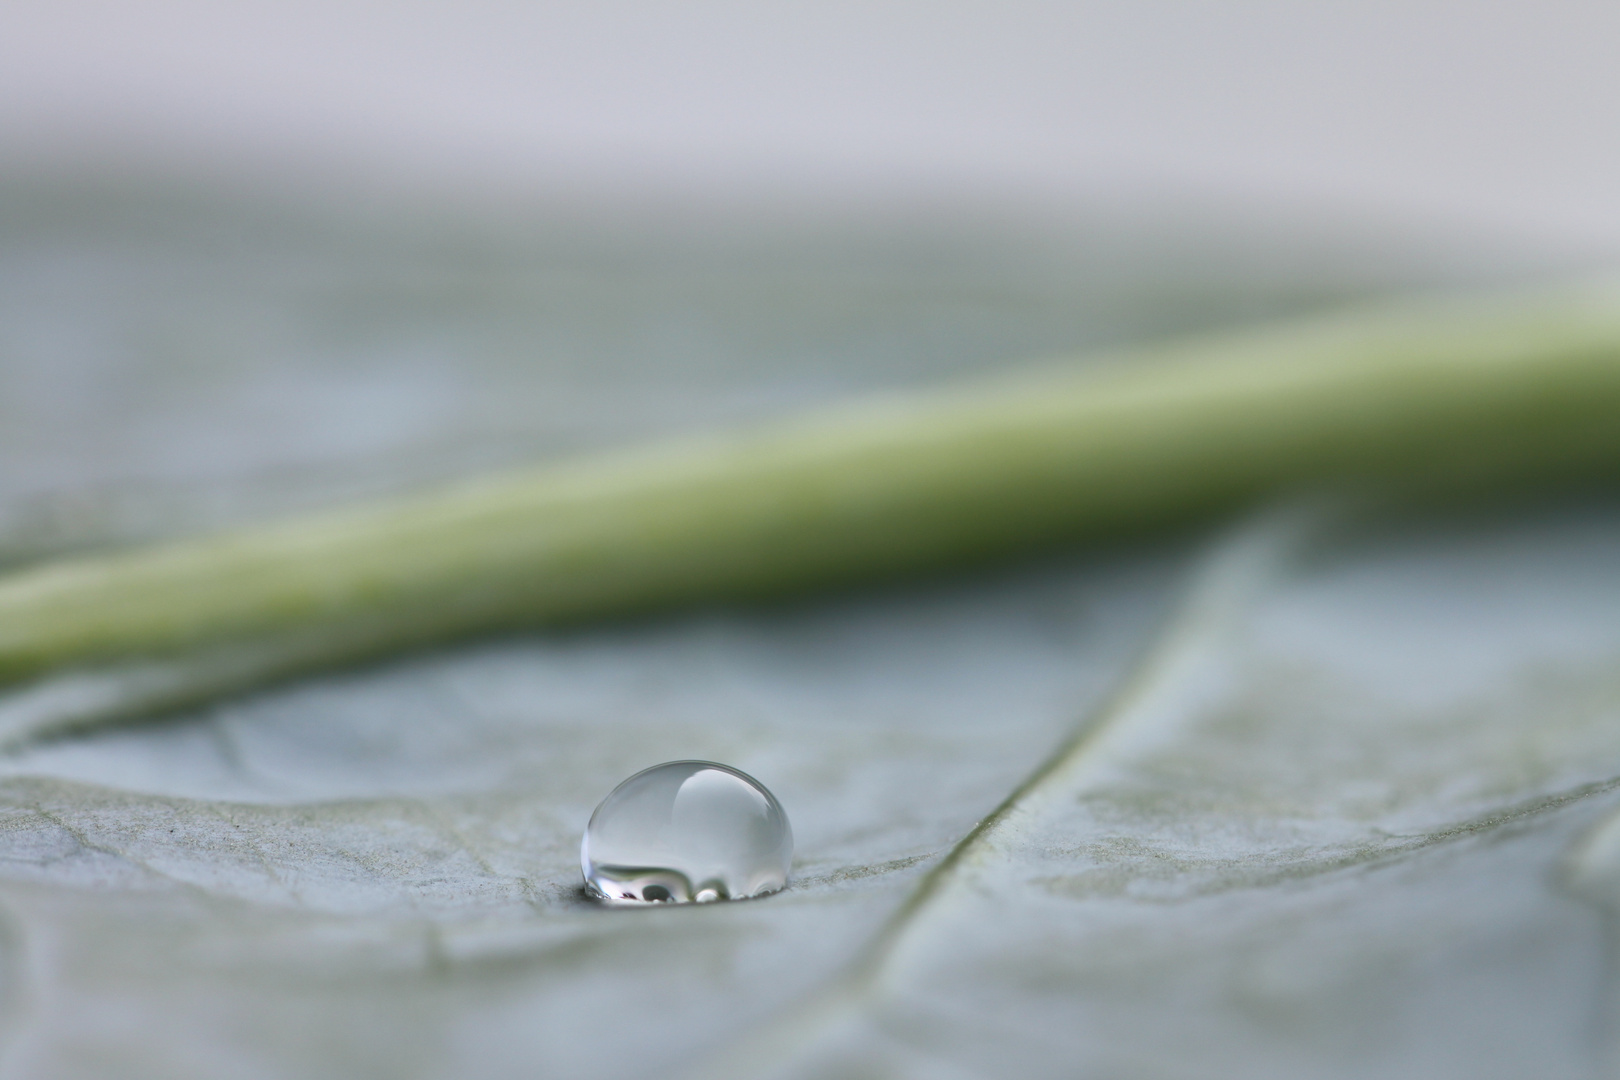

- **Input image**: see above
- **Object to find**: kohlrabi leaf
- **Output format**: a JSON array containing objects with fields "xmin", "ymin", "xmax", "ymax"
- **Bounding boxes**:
[{"xmin": 0, "ymin": 178, "xmax": 1613, "ymax": 1080}]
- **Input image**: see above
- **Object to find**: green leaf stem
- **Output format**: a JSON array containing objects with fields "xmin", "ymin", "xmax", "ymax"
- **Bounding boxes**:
[{"xmin": 2, "ymin": 280, "xmax": 1619, "ymax": 716}]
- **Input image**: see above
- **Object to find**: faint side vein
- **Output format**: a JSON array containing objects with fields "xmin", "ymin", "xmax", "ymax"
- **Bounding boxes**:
[{"xmin": 692, "ymin": 501, "xmax": 1325, "ymax": 1079}]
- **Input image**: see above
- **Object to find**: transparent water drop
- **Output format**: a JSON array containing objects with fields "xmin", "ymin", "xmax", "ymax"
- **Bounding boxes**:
[{"xmin": 581, "ymin": 760, "xmax": 793, "ymax": 905}]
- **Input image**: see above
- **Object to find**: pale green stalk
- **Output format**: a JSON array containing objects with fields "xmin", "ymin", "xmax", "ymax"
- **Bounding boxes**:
[{"xmin": 2, "ymin": 281, "xmax": 1620, "ymax": 726}]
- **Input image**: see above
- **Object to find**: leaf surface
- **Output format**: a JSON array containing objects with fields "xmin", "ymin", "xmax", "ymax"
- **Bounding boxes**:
[{"xmin": 0, "ymin": 180, "xmax": 1614, "ymax": 1080}]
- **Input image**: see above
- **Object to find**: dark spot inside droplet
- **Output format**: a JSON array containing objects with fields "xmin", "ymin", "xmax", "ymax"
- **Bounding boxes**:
[{"xmin": 642, "ymin": 885, "xmax": 671, "ymax": 902}]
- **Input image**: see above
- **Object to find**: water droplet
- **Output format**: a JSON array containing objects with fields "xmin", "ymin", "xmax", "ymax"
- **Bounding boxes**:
[{"xmin": 581, "ymin": 761, "xmax": 793, "ymax": 905}]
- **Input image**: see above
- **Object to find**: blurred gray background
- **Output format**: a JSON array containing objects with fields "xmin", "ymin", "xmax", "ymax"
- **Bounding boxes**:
[{"xmin": 4, "ymin": 0, "xmax": 1619, "ymax": 251}]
